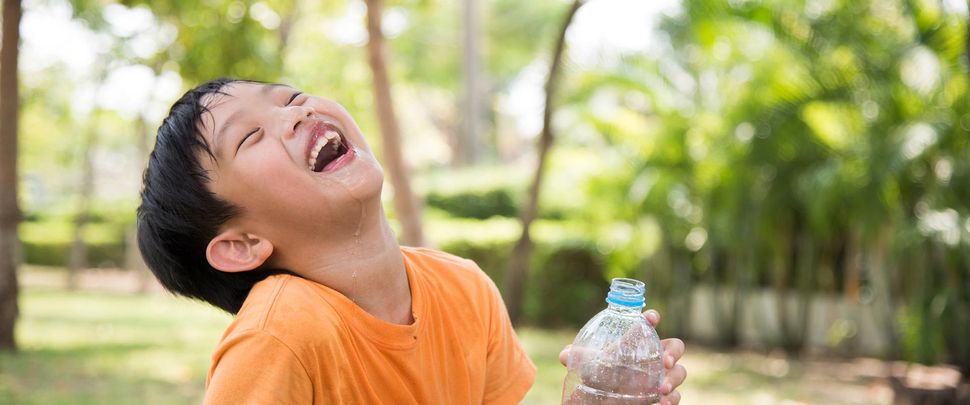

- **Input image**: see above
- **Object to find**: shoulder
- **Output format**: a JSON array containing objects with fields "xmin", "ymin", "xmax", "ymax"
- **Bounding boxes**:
[
  {"xmin": 402, "ymin": 247, "xmax": 499, "ymax": 293},
  {"xmin": 220, "ymin": 274, "xmax": 343, "ymax": 353},
  {"xmin": 402, "ymin": 247, "xmax": 502, "ymax": 307},
  {"xmin": 208, "ymin": 276, "xmax": 320, "ymax": 391},
  {"xmin": 401, "ymin": 246, "xmax": 488, "ymax": 278},
  {"xmin": 206, "ymin": 328, "xmax": 314, "ymax": 400}
]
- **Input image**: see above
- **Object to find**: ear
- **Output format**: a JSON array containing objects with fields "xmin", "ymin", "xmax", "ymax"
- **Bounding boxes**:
[{"xmin": 206, "ymin": 230, "xmax": 274, "ymax": 273}]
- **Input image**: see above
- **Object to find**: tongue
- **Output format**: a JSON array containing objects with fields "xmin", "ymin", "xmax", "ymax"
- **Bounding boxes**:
[{"xmin": 312, "ymin": 145, "xmax": 340, "ymax": 172}]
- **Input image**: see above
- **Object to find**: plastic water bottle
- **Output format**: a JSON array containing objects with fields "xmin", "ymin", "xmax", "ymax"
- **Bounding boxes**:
[{"xmin": 562, "ymin": 278, "xmax": 665, "ymax": 405}]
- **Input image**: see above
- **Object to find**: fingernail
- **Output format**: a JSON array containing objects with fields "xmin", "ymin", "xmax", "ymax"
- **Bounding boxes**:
[
  {"xmin": 667, "ymin": 355, "xmax": 674, "ymax": 367},
  {"xmin": 666, "ymin": 383, "xmax": 672, "ymax": 393}
]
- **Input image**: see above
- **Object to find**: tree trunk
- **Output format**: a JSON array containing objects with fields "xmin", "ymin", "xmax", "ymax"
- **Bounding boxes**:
[
  {"xmin": 277, "ymin": 0, "xmax": 301, "ymax": 71},
  {"xmin": 365, "ymin": 0, "xmax": 426, "ymax": 247},
  {"xmin": 954, "ymin": 243, "xmax": 970, "ymax": 380},
  {"xmin": 504, "ymin": 0, "xmax": 585, "ymax": 325},
  {"xmin": 708, "ymin": 245, "xmax": 725, "ymax": 345},
  {"xmin": 459, "ymin": 0, "xmax": 481, "ymax": 166},
  {"xmin": 670, "ymin": 248, "xmax": 692, "ymax": 338},
  {"xmin": 869, "ymin": 225, "xmax": 900, "ymax": 362},
  {"xmin": 710, "ymin": 245, "xmax": 738, "ymax": 347},
  {"xmin": 772, "ymin": 225, "xmax": 793, "ymax": 350},
  {"xmin": 730, "ymin": 242, "xmax": 750, "ymax": 347},
  {"xmin": 948, "ymin": 249, "xmax": 970, "ymax": 381},
  {"xmin": 793, "ymin": 229, "xmax": 814, "ymax": 354},
  {"xmin": 917, "ymin": 241, "xmax": 937, "ymax": 364},
  {"xmin": 0, "ymin": 0, "xmax": 23, "ymax": 351},
  {"xmin": 67, "ymin": 123, "xmax": 98, "ymax": 289}
]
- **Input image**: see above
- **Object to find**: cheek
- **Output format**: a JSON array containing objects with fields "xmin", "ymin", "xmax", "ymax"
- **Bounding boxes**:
[
  {"xmin": 228, "ymin": 154, "xmax": 323, "ymax": 215},
  {"xmin": 215, "ymin": 142, "xmax": 386, "ymax": 238},
  {"xmin": 227, "ymin": 152, "xmax": 378, "ymax": 228},
  {"xmin": 237, "ymin": 153, "xmax": 297, "ymax": 191}
]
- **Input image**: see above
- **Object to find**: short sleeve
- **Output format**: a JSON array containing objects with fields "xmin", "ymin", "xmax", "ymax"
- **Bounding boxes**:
[
  {"xmin": 204, "ymin": 330, "xmax": 313, "ymax": 405},
  {"xmin": 479, "ymin": 271, "xmax": 538, "ymax": 405}
]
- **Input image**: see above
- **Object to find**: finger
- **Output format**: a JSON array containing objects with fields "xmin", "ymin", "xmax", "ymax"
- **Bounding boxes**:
[
  {"xmin": 661, "ymin": 338, "xmax": 685, "ymax": 368},
  {"xmin": 663, "ymin": 364, "xmax": 687, "ymax": 393},
  {"xmin": 643, "ymin": 309, "xmax": 660, "ymax": 327},
  {"xmin": 559, "ymin": 344, "xmax": 572, "ymax": 367},
  {"xmin": 661, "ymin": 390, "xmax": 682, "ymax": 405}
]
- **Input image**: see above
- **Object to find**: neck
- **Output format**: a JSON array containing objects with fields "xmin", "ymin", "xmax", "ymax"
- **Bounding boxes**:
[{"xmin": 290, "ymin": 204, "xmax": 413, "ymax": 325}]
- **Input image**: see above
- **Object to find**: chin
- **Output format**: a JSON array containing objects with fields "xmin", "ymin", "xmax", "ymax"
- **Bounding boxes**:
[
  {"xmin": 333, "ymin": 150, "xmax": 385, "ymax": 203},
  {"xmin": 357, "ymin": 170, "xmax": 385, "ymax": 203}
]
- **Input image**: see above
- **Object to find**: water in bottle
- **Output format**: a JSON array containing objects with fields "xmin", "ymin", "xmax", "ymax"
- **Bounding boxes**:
[{"xmin": 562, "ymin": 278, "xmax": 664, "ymax": 405}]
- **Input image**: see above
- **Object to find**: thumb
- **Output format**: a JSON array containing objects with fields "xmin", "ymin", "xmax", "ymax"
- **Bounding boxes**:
[{"xmin": 559, "ymin": 344, "xmax": 573, "ymax": 367}]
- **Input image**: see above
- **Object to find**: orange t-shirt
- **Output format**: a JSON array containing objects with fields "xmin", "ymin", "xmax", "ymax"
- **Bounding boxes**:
[{"xmin": 204, "ymin": 247, "xmax": 537, "ymax": 404}]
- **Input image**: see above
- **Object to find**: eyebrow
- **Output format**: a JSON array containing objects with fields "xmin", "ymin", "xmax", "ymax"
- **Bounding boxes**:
[
  {"xmin": 261, "ymin": 83, "xmax": 287, "ymax": 94},
  {"xmin": 213, "ymin": 83, "xmax": 290, "ymax": 157}
]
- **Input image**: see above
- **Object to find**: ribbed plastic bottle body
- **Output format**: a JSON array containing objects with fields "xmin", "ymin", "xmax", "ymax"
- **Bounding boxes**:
[{"xmin": 562, "ymin": 279, "xmax": 664, "ymax": 405}]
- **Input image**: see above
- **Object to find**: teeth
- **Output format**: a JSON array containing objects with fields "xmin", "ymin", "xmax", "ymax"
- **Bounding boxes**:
[{"xmin": 307, "ymin": 130, "xmax": 343, "ymax": 169}]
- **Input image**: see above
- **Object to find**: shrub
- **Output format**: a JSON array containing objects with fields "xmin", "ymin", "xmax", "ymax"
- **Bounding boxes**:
[
  {"xmin": 431, "ymin": 217, "xmax": 606, "ymax": 328},
  {"xmin": 426, "ymin": 189, "xmax": 518, "ymax": 219},
  {"xmin": 527, "ymin": 240, "xmax": 607, "ymax": 327},
  {"xmin": 22, "ymin": 241, "xmax": 126, "ymax": 268},
  {"xmin": 19, "ymin": 221, "xmax": 127, "ymax": 267}
]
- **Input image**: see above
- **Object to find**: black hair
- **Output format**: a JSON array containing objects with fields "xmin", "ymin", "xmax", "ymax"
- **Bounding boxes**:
[{"xmin": 137, "ymin": 77, "xmax": 284, "ymax": 314}]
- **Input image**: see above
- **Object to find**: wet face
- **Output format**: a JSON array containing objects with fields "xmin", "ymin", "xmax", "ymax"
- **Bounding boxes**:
[{"xmin": 198, "ymin": 82, "xmax": 384, "ymax": 265}]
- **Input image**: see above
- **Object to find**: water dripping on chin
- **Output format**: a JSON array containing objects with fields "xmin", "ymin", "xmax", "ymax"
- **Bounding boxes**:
[
  {"xmin": 350, "ymin": 198, "xmax": 364, "ymax": 311},
  {"xmin": 354, "ymin": 200, "xmax": 365, "ymax": 238},
  {"xmin": 328, "ymin": 148, "xmax": 378, "ymax": 313}
]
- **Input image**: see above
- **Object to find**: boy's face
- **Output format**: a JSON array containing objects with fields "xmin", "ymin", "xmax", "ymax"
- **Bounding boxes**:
[{"xmin": 198, "ymin": 82, "xmax": 384, "ymax": 266}]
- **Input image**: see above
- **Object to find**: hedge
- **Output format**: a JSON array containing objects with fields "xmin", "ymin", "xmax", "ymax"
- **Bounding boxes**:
[
  {"xmin": 19, "ymin": 216, "xmax": 610, "ymax": 327},
  {"xmin": 20, "ymin": 221, "xmax": 127, "ymax": 268},
  {"xmin": 431, "ymin": 218, "xmax": 609, "ymax": 328},
  {"xmin": 22, "ymin": 241, "xmax": 126, "ymax": 268},
  {"xmin": 415, "ymin": 165, "xmax": 576, "ymax": 220},
  {"xmin": 425, "ymin": 189, "xmax": 518, "ymax": 219}
]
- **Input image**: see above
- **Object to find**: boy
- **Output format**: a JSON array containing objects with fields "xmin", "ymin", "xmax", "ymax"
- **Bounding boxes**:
[{"xmin": 138, "ymin": 78, "xmax": 686, "ymax": 404}]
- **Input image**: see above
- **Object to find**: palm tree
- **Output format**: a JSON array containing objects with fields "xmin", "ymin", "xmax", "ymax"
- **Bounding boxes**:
[{"xmin": 570, "ymin": 0, "xmax": 969, "ymax": 373}]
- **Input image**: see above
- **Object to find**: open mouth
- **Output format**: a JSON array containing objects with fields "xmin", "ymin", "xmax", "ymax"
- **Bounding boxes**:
[{"xmin": 306, "ymin": 122, "xmax": 352, "ymax": 172}]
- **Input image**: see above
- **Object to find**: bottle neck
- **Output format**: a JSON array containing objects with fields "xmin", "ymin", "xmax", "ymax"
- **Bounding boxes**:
[{"xmin": 606, "ymin": 302, "xmax": 644, "ymax": 315}]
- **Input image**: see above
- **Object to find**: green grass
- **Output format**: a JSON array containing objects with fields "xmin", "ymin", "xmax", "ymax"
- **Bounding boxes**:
[
  {"xmin": 1, "ymin": 291, "xmax": 232, "ymax": 405},
  {"xmin": 518, "ymin": 328, "xmax": 576, "ymax": 404}
]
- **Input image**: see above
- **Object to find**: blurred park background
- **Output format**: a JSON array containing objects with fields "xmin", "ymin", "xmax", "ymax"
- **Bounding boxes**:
[{"xmin": 0, "ymin": 0, "xmax": 969, "ymax": 403}]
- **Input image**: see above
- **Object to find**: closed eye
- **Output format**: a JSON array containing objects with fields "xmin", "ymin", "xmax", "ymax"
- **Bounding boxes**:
[
  {"xmin": 286, "ymin": 91, "xmax": 303, "ymax": 106},
  {"xmin": 235, "ymin": 128, "xmax": 260, "ymax": 155}
]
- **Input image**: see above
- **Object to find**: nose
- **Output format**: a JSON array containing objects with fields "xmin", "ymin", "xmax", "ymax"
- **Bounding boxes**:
[{"xmin": 283, "ymin": 105, "xmax": 316, "ymax": 138}]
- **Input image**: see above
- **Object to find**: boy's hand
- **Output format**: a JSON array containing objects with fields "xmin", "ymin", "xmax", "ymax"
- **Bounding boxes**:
[{"xmin": 558, "ymin": 309, "xmax": 686, "ymax": 405}]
